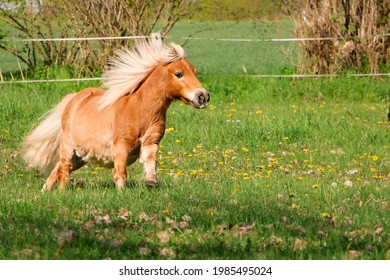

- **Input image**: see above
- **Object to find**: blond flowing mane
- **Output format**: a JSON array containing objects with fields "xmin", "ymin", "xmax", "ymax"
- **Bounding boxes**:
[{"xmin": 98, "ymin": 36, "xmax": 187, "ymax": 109}]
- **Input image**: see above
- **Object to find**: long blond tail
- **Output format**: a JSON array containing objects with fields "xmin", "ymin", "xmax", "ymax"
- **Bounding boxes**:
[{"xmin": 22, "ymin": 93, "xmax": 76, "ymax": 175}]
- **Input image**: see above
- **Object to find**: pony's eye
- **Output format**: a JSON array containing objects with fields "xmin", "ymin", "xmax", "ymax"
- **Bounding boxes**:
[{"xmin": 174, "ymin": 72, "xmax": 183, "ymax": 79}]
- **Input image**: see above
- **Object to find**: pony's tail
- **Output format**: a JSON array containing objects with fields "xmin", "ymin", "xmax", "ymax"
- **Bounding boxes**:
[{"xmin": 22, "ymin": 93, "xmax": 76, "ymax": 175}]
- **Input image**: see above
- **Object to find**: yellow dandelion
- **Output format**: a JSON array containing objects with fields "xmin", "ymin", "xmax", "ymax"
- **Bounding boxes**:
[
  {"xmin": 292, "ymin": 203, "xmax": 299, "ymax": 209},
  {"xmin": 162, "ymin": 209, "xmax": 169, "ymax": 215},
  {"xmin": 205, "ymin": 208, "xmax": 216, "ymax": 216},
  {"xmin": 168, "ymin": 127, "xmax": 175, "ymax": 132},
  {"xmin": 175, "ymin": 139, "xmax": 181, "ymax": 143},
  {"xmin": 322, "ymin": 212, "xmax": 330, "ymax": 218},
  {"xmin": 242, "ymin": 147, "xmax": 249, "ymax": 152},
  {"xmin": 312, "ymin": 184, "xmax": 319, "ymax": 189},
  {"xmin": 371, "ymin": 155, "xmax": 379, "ymax": 162}
]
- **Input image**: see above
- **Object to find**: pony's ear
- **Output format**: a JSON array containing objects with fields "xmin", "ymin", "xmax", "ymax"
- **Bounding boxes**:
[
  {"xmin": 170, "ymin": 43, "xmax": 187, "ymax": 58},
  {"xmin": 151, "ymin": 32, "xmax": 163, "ymax": 51}
]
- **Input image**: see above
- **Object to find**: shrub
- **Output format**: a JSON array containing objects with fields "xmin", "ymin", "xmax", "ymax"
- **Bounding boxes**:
[
  {"xmin": 0, "ymin": 0, "xmax": 194, "ymax": 77},
  {"xmin": 284, "ymin": 0, "xmax": 389, "ymax": 74}
]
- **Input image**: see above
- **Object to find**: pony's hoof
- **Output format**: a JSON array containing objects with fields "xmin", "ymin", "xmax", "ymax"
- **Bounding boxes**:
[
  {"xmin": 145, "ymin": 179, "xmax": 157, "ymax": 188},
  {"xmin": 41, "ymin": 184, "xmax": 48, "ymax": 192}
]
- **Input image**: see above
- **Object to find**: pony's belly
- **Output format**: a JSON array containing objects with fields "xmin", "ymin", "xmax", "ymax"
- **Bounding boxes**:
[
  {"xmin": 75, "ymin": 148, "xmax": 114, "ymax": 168},
  {"xmin": 74, "ymin": 145, "xmax": 141, "ymax": 168}
]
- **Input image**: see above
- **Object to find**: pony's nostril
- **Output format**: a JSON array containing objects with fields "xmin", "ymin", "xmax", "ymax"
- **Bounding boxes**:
[
  {"xmin": 192, "ymin": 90, "xmax": 209, "ymax": 108},
  {"xmin": 197, "ymin": 90, "xmax": 209, "ymax": 104},
  {"xmin": 199, "ymin": 94, "xmax": 206, "ymax": 104}
]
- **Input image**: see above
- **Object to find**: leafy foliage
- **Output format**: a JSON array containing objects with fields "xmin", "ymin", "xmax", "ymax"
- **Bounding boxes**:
[
  {"xmin": 285, "ymin": 0, "xmax": 389, "ymax": 74},
  {"xmin": 0, "ymin": 0, "xmax": 194, "ymax": 76}
]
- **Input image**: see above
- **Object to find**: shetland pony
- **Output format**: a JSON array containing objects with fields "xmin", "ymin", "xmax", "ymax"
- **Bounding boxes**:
[{"xmin": 22, "ymin": 37, "xmax": 209, "ymax": 191}]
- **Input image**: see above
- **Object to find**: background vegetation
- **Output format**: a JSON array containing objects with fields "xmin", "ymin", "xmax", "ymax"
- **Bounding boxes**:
[
  {"xmin": 1, "ymin": 0, "xmax": 388, "ymax": 77},
  {"xmin": 0, "ymin": 0, "xmax": 194, "ymax": 76},
  {"xmin": 288, "ymin": 0, "xmax": 389, "ymax": 74}
]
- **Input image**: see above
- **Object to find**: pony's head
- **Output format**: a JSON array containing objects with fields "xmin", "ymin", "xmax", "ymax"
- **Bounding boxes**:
[
  {"xmin": 162, "ymin": 48, "xmax": 209, "ymax": 109},
  {"xmin": 99, "ymin": 37, "xmax": 209, "ymax": 110}
]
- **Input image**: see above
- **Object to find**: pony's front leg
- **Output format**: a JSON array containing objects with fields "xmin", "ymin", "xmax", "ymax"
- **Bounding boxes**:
[
  {"xmin": 113, "ymin": 140, "xmax": 129, "ymax": 191},
  {"xmin": 140, "ymin": 144, "xmax": 159, "ymax": 187}
]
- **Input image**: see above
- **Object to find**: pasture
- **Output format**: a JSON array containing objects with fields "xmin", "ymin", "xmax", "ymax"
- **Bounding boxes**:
[{"xmin": 0, "ymin": 21, "xmax": 389, "ymax": 260}]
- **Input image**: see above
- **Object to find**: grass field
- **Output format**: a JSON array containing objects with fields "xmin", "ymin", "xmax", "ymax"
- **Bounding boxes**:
[
  {"xmin": 0, "ymin": 21, "xmax": 389, "ymax": 260},
  {"xmin": 0, "ymin": 76, "xmax": 389, "ymax": 260}
]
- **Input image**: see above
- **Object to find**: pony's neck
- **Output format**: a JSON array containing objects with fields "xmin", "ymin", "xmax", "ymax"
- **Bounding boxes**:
[{"xmin": 131, "ymin": 65, "xmax": 173, "ymax": 121}]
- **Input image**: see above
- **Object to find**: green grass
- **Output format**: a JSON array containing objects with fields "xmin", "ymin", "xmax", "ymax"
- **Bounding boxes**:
[
  {"xmin": 0, "ymin": 19, "xmax": 389, "ymax": 260},
  {"xmin": 0, "ymin": 76, "xmax": 389, "ymax": 260}
]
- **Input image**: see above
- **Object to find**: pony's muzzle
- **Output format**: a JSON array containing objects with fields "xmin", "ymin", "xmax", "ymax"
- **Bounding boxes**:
[{"xmin": 191, "ymin": 89, "xmax": 210, "ymax": 109}]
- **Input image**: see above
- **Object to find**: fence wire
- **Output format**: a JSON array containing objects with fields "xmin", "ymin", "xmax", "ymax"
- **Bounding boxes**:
[{"xmin": 1, "ymin": 34, "xmax": 389, "ymax": 84}]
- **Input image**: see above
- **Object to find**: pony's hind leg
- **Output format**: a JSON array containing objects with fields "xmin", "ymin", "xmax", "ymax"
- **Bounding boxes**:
[
  {"xmin": 42, "ymin": 162, "xmax": 60, "ymax": 191},
  {"xmin": 57, "ymin": 150, "xmax": 87, "ymax": 190},
  {"xmin": 57, "ymin": 158, "xmax": 72, "ymax": 190},
  {"xmin": 42, "ymin": 154, "xmax": 85, "ymax": 191},
  {"xmin": 44, "ymin": 139, "xmax": 76, "ymax": 191},
  {"xmin": 42, "ymin": 158, "xmax": 72, "ymax": 191}
]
